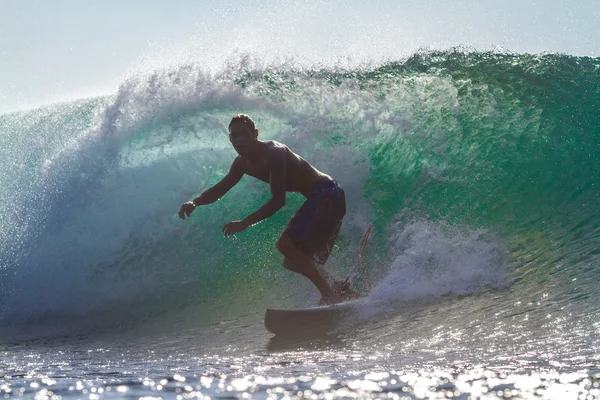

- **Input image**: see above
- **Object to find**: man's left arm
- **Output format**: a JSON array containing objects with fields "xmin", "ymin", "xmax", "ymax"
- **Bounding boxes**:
[{"xmin": 222, "ymin": 148, "xmax": 286, "ymax": 236}]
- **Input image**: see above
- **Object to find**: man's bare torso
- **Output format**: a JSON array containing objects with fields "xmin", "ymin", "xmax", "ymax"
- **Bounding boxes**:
[{"xmin": 239, "ymin": 141, "xmax": 330, "ymax": 198}]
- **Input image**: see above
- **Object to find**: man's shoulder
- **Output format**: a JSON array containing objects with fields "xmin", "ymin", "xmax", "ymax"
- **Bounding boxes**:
[
  {"xmin": 264, "ymin": 140, "xmax": 288, "ymax": 151},
  {"xmin": 264, "ymin": 141, "xmax": 290, "ymax": 159},
  {"xmin": 231, "ymin": 155, "xmax": 247, "ymax": 170}
]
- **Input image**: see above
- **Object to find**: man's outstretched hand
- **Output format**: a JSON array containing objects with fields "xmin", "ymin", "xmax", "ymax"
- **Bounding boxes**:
[
  {"xmin": 179, "ymin": 201, "xmax": 196, "ymax": 219},
  {"xmin": 222, "ymin": 220, "xmax": 248, "ymax": 236}
]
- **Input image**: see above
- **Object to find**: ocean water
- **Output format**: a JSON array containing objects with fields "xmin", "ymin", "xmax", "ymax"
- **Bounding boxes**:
[{"xmin": 1, "ymin": 50, "xmax": 600, "ymax": 399}]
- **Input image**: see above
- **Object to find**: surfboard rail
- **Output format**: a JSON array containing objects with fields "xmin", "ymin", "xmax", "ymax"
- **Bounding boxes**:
[{"xmin": 264, "ymin": 298, "xmax": 366, "ymax": 336}]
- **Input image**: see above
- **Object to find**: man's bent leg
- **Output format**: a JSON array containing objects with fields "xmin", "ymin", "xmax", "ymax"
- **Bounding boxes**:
[{"xmin": 277, "ymin": 236, "xmax": 339, "ymax": 300}]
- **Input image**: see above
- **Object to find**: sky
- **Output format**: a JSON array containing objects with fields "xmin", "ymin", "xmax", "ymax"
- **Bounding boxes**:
[{"xmin": 1, "ymin": 0, "xmax": 599, "ymax": 114}]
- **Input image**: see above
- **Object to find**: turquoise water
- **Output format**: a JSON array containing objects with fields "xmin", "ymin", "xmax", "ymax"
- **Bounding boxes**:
[{"xmin": 1, "ymin": 51, "xmax": 599, "ymax": 399}]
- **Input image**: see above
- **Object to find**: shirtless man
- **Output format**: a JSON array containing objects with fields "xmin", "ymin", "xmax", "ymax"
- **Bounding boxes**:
[{"xmin": 179, "ymin": 114, "xmax": 353, "ymax": 304}]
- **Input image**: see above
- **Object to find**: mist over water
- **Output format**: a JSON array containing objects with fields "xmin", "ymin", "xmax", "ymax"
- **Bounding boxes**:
[{"xmin": 3, "ymin": 0, "xmax": 600, "ymax": 114}]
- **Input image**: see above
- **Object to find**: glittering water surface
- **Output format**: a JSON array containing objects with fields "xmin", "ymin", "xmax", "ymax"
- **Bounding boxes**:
[
  {"xmin": 2, "ymin": 289, "xmax": 600, "ymax": 399},
  {"xmin": 2, "ymin": 336, "xmax": 600, "ymax": 399}
]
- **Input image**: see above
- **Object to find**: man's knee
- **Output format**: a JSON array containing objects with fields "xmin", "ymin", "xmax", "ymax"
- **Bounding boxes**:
[
  {"xmin": 276, "ymin": 235, "xmax": 293, "ymax": 255},
  {"xmin": 282, "ymin": 257, "xmax": 300, "ymax": 273},
  {"xmin": 278, "ymin": 237, "xmax": 297, "ymax": 272}
]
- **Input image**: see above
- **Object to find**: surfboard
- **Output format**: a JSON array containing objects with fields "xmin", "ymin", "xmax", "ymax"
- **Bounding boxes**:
[{"xmin": 264, "ymin": 298, "xmax": 367, "ymax": 336}]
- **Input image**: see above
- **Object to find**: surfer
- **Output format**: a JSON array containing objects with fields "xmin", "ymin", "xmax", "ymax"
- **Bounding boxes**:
[{"xmin": 179, "ymin": 114, "xmax": 355, "ymax": 305}]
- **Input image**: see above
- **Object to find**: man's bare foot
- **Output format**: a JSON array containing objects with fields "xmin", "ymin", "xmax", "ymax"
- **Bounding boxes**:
[
  {"xmin": 318, "ymin": 294, "xmax": 346, "ymax": 306},
  {"xmin": 318, "ymin": 281, "xmax": 360, "ymax": 306},
  {"xmin": 332, "ymin": 280, "xmax": 361, "ymax": 300}
]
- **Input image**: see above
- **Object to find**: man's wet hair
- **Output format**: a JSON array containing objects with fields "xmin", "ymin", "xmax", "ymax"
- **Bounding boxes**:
[{"xmin": 229, "ymin": 114, "xmax": 255, "ymax": 132}]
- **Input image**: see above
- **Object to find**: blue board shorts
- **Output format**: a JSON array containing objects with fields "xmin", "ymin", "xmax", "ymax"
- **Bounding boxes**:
[{"xmin": 282, "ymin": 178, "xmax": 346, "ymax": 265}]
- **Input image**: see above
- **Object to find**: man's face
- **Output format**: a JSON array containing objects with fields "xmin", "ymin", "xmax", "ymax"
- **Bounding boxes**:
[{"xmin": 229, "ymin": 123, "xmax": 256, "ymax": 155}]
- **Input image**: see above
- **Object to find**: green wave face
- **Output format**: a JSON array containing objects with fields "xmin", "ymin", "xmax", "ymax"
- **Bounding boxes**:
[{"xmin": 0, "ymin": 51, "xmax": 599, "ymax": 326}]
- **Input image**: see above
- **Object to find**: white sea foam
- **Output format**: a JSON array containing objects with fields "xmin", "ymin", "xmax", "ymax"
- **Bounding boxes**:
[
  {"xmin": 345, "ymin": 220, "xmax": 508, "ymax": 325},
  {"xmin": 371, "ymin": 221, "xmax": 507, "ymax": 302}
]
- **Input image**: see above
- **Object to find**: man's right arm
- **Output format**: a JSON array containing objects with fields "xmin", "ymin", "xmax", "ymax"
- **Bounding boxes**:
[
  {"xmin": 192, "ymin": 157, "xmax": 244, "ymax": 205},
  {"xmin": 179, "ymin": 157, "xmax": 244, "ymax": 219}
]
